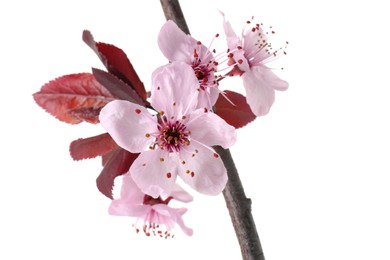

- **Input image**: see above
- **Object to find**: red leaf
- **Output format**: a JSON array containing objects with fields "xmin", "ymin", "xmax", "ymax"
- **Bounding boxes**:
[
  {"xmin": 97, "ymin": 148, "xmax": 139, "ymax": 199},
  {"xmin": 101, "ymin": 149, "xmax": 115, "ymax": 167},
  {"xmin": 69, "ymin": 133, "xmax": 118, "ymax": 161},
  {"xmin": 83, "ymin": 30, "xmax": 147, "ymax": 101},
  {"xmin": 214, "ymin": 90, "xmax": 256, "ymax": 128},
  {"xmin": 33, "ymin": 73, "xmax": 115, "ymax": 124},
  {"xmin": 92, "ymin": 68, "xmax": 144, "ymax": 106}
]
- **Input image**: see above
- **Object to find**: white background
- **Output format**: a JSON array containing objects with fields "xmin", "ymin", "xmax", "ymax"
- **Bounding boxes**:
[{"xmin": 1, "ymin": 0, "xmax": 389, "ymax": 259}]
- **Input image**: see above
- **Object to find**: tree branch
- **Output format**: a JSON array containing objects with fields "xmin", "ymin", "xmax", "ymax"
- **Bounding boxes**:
[
  {"xmin": 214, "ymin": 146, "xmax": 264, "ymax": 260},
  {"xmin": 159, "ymin": 1, "xmax": 265, "ymax": 259},
  {"xmin": 160, "ymin": 0, "xmax": 190, "ymax": 34}
]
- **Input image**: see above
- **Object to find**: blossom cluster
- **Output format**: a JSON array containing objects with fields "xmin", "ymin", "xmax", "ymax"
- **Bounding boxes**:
[{"xmin": 33, "ymin": 14, "xmax": 288, "ymax": 237}]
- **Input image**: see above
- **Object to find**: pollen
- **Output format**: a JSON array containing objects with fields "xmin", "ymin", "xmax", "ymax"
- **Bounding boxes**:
[
  {"xmin": 135, "ymin": 108, "xmax": 141, "ymax": 114},
  {"xmin": 213, "ymin": 153, "xmax": 219, "ymax": 158},
  {"xmin": 145, "ymin": 133, "xmax": 151, "ymax": 138},
  {"xmin": 160, "ymin": 157, "xmax": 164, "ymax": 162},
  {"xmin": 166, "ymin": 172, "xmax": 172, "ymax": 178}
]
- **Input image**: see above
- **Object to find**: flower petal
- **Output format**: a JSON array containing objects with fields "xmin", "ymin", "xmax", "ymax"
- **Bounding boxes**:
[
  {"xmin": 220, "ymin": 10, "xmax": 237, "ymax": 39},
  {"xmin": 186, "ymin": 109, "xmax": 236, "ymax": 149},
  {"xmin": 170, "ymin": 184, "xmax": 193, "ymax": 203},
  {"xmin": 151, "ymin": 62, "xmax": 199, "ymax": 119},
  {"xmin": 221, "ymin": 11, "xmax": 250, "ymax": 72},
  {"xmin": 242, "ymin": 68, "xmax": 276, "ymax": 116},
  {"xmin": 178, "ymin": 142, "xmax": 228, "ymax": 196},
  {"xmin": 196, "ymin": 86, "xmax": 220, "ymax": 109},
  {"xmin": 99, "ymin": 100, "xmax": 157, "ymax": 153},
  {"xmin": 158, "ymin": 20, "xmax": 193, "ymax": 63},
  {"xmin": 109, "ymin": 200, "xmax": 149, "ymax": 216},
  {"xmin": 130, "ymin": 149, "xmax": 178, "ymax": 198},
  {"xmin": 153, "ymin": 205, "xmax": 193, "ymax": 236},
  {"xmin": 253, "ymin": 66, "xmax": 289, "ymax": 91},
  {"xmin": 118, "ymin": 172, "xmax": 144, "ymax": 203}
]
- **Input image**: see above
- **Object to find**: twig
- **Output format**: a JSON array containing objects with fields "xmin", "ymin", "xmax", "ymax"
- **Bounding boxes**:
[
  {"xmin": 214, "ymin": 146, "xmax": 264, "ymax": 260},
  {"xmin": 160, "ymin": 0, "xmax": 190, "ymax": 34},
  {"xmin": 159, "ymin": 1, "xmax": 265, "ymax": 259}
]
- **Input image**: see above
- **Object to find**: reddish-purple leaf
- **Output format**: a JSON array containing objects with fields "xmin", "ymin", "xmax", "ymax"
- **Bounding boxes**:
[
  {"xmin": 214, "ymin": 90, "xmax": 256, "ymax": 128},
  {"xmin": 82, "ymin": 30, "xmax": 147, "ymax": 101},
  {"xmin": 101, "ymin": 149, "xmax": 115, "ymax": 167},
  {"xmin": 97, "ymin": 148, "xmax": 139, "ymax": 199},
  {"xmin": 33, "ymin": 73, "xmax": 115, "ymax": 124},
  {"xmin": 69, "ymin": 133, "xmax": 118, "ymax": 161},
  {"xmin": 92, "ymin": 68, "xmax": 144, "ymax": 106}
]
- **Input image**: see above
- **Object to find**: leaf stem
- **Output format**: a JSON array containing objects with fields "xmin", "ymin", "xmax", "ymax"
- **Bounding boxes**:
[{"xmin": 159, "ymin": 1, "xmax": 265, "ymax": 259}]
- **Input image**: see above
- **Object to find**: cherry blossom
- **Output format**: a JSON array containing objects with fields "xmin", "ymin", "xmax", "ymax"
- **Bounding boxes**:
[
  {"xmin": 158, "ymin": 20, "xmax": 221, "ymax": 109},
  {"xmin": 222, "ymin": 13, "xmax": 289, "ymax": 116},
  {"xmin": 99, "ymin": 61, "xmax": 237, "ymax": 198},
  {"xmin": 109, "ymin": 172, "xmax": 193, "ymax": 237}
]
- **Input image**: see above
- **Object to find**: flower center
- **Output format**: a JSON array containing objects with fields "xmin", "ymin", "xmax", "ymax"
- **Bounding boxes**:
[
  {"xmin": 131, "ymin": 195, "xmax": 176, "ymax": 238},
  {"xmin": 192, "ymin": 61, "xmax": 214, "ymax": 90},
  {"xmin": 157, "ymin": 117, "xmax": 190, "ymax": 152},
  {"xmin": 242, "ymin": 19, "xmax": 288, "ymax": 67}
]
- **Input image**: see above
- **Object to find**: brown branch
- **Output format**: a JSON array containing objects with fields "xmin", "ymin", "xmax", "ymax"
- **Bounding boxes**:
[
  {"xmin": 159, "ymin": 1, "xmax": 265, "ymax": 259},
  {"xmin": 214, "ymin": 146, "xmax": 264, "ymax": 260},
  {"xmin": 160, "ymin": 0, "xmax": 190, "ymax": 34}
]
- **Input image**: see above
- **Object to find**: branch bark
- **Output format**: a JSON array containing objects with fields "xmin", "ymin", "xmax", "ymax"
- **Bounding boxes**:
[
  {"xmin": 159, "ymin": 1, "xmax": 265, "ymax": 259},
  {"xmin": 214, "ymin": 146, "xmax": 265, "ymax": 260},
  {"xmin": 160, "ymin": 0, "xmax": 190, "ymax": 34}
]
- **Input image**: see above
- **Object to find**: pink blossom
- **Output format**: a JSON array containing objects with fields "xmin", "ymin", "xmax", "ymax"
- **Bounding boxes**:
[
  {"xmin": 99, "ymin": 61, "xmax": 236, "ymax": 198},
  {"xmin": 158, "ymin": 20, "xmax": 221, "ymax": 109},
  {"xmin": 109, "ymin": 172, "xmax": 193, "ymax": 237},
  {"xmin": 222, "ymin": 13, "xmax": 289, "ymax": 116}
]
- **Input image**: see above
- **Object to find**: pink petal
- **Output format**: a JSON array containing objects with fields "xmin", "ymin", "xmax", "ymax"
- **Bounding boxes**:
[
  {"xmin": 253, "ymin": 66, "xmax": 289, "ymax": 91},
  {"xmin": 221, "ymin": 11, "xmax": 250, "ymax": 72},
  {"xmin": 119, "ymin": 172, "xmax": 144, "ymax": 204},
  {"xmin": 153, "ymin": 205, "xmax": 193, "ymax": 236},
  {"xmin": 99, "ymin": 100, "xmax": 157, "ymax": 153},
  {"xmin": 130, "ymin": 149, "xmax": 178, "ymax": 198},
  {"xmin": 186, "ymin": 109, "xmax": 237, "ymax": 149},
  {"xmin": 170, "ymin": 184, "xmax": 193, "ymax": 203},
  {"xmin": 220, "ymin": 11, "xmax": 237, "ymax": 39},
  {"xmin": 177, "ymin": 141, "xmax": 228, "ymax": 196},
  {"xmin": 158, "ymin": 20, "xmax": 192, "ymax": 63},
  {"xmin": 197, "ymin": 86, "xmax": 220, "ymax": 109},
  {"xmin": 109, "ymin": 201, "xmax": 149, "ymax": 217},
  {"xmin": 151, "ymin": 62, "xmax": 199, "ymax": 119},
  {"xmin": 242, "ymin": 68, "xmax": 276, "ymax": 116},
  {"xmin": 173, "ymin": 208, "xmax": 193, "ymax": 236}
]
